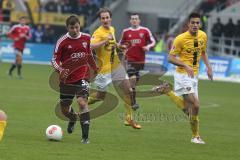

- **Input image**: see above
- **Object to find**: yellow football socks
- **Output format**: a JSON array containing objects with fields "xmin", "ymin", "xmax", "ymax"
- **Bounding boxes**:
[
  {"xmin": 190, "ymin": 115, "xmax": 200, "ymax": 138},
  {"xmin": 0, "ymin": 121, "xmax": 7, "ymax": 142},
  {"xmin": 166, "ymin": 91, "xmax": 184, "ymax": 109},
  {"xmin": 124, "ymin": 95, "xmax": 133, "ymax": 121},
  {"xmin": 88, "ymin": 92, "xmax": 102, "ymax": 104}
]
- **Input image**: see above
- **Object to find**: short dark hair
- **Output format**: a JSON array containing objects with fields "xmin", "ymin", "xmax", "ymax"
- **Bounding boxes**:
[
  {"xmin": 130, "ymin": 13, "xmax": 139, "ymax": 16},
  {"xmin": 188, "ymin": 12, "xmax": 201, "ymax": 21},
  {"xmin": 66, "ymin": 15, "xmax": 80, "ymax": 26},
  {"xmin": 97, "ymin": 8, "xmax": 112, "ymax": 18}
]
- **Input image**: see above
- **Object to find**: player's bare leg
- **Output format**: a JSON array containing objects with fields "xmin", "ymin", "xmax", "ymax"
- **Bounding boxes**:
[
  {"xmin": 129, "ymin": 75, "xmax": 140, "ymax": 110},
  {"xmin": 183, "ymin": 94, "xmax": 205, "ymax": 144},
  {"xmin": 8, "ymin": 50, "xmax": 23, "ymax": 78},
  {"xmin": 16, "ymin": 52, "xmax": 23, "ymax": 79},
  {"xmin": 77, "ymin": 97, "xmax": 90, "ymax": 144},
  {"xmin": 60, "ymin": 99, "xmax": 77, "ymax": 134},
  {"xmin": 117, "ymin": 79, "xmax": 141, "ymax": 129}
]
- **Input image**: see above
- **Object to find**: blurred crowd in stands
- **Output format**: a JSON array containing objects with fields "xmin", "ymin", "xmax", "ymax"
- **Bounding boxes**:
[
  {"xmin": 211, "ymin": 17, "xmax": 240, "ymax": 55},
  {"xmin": 0, "ymin": 0, "xmax": 109, "ymax": 43}
]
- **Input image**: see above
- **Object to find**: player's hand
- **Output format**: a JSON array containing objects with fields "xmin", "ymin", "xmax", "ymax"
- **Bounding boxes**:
[
  {"xmin": 184, "ymin": 65, "xmax": 194, "ymax": 78},
  {"xmin": 117, "ymin": 44, "xmax": 127, "ymax": 52},
  {"xmin": 142, "ymin": 46, "xmax": 149, "ymax": 52},
  {"xmin": 105, "ymin": 34, "xmax": 114, "ymax": 46},
  {"xmin": 207, "ymin": 67, "xmax": 213, "ymax": 81},
  {"xmin": 107, "ymin": 34, "xmax": 114, "ymax": 41},
  {"xmin": 60, "ymin": 69, "xmax": 69, "ymax": 82}
]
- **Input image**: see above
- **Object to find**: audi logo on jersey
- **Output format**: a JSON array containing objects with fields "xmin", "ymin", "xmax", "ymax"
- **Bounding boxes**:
[
  {"xmin": 131, "ymin": 39, "xmax": 141, "ymax": 45},
  {"xmin": 71, "ymin": 52, "xmax": 86, "ymax": 59}
]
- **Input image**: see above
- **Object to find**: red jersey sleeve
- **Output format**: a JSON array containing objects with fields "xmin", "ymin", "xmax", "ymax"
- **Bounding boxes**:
[
  {"xmin": 145, "ymin": 28, "xmax": 156, "ymax": 50},
  {"xmin": 7, "ymin": 25, "xmax": 17, "ymax": 40},
  {"xmin": 51, "ymin": 38, "xmax": 64, "ymax": 73}
]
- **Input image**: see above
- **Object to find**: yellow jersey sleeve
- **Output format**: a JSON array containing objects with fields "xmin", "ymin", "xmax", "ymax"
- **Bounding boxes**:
[
  {"xmin": 202, "ymin": 32, "xmax": 207, "ymax": 51},
  {"xmin": 91, "ymin": 30, "xmax": 103, "ymax": 44},
  {"xmin": 170, "ymin": 36, "xmax": 182, "ymax": 56}
]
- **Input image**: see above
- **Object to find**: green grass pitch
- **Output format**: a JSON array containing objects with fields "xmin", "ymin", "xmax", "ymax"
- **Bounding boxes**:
[{"xmin": 0, "ymin": 62, "xmax": 239, "ymax": 160}]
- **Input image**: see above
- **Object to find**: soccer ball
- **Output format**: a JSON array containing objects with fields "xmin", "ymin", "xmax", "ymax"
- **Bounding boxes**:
[{"xmin": 46, "ymin": 125, "xmax": 63, "ymax": 141}]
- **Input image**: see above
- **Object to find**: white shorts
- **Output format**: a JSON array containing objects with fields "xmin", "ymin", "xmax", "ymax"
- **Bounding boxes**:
[
  {"xmin": 174, "ymin": 72, "xmax": 198, "ymax": 98},
  {"xmin": 93, "ymin": 65, "xmax": 129, "ymax": 91}
]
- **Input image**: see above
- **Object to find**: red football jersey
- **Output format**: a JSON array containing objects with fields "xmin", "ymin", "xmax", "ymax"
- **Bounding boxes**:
[
  {"xmin": 120, "ymin": 26, "xmax": 156, "ymax": 63},
  {"xmin": 52, "ymin": 32, "xmax": 98, "ymax": 83},
  {"xmin": 7, "ymin": 24, "xmax": 31, "ymax": 51}
]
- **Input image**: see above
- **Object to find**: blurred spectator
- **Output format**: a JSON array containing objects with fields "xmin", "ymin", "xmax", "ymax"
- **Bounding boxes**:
[
  {"xmin": 2, "ymin": 0, "xmax": 15, "ymax": 22},
  {"xmin": 223, "ymin": 18, "xmax": 235, "ymax": 40},
  {"xmin": 154, "ymin": 33, "xmax": 166, "ymax": 53},
  {"xmin": 211, "ymin": 17, "xmax": 224, "ymax": 38},
  {"xmin": 166, "ymin": 34, "xmax": 174, "ymax": 53},
  {"xmin": 45, "ymin": 0, "xmax": 58, "ymax": 12},
  {"xmin": 223, "ymin": 18, "xmax": 235, "ymax": 54},
  {"xmin": 211, "ymin": 17, "xmax": 224, "ymax": 52},
  {"xmin": 42, "ymin": 24, "xmax": 55, "ymax": 43},
  {"xmin": 234, "ymin": 20, "xmax": 240, "ymax": 47},
  {"xmin": 60, "ymin": 0, "xmax": 72, "ymax": 14},
  {"xmin": 33, "ymin": 24, "xmax": 44, "ymax": 43}
]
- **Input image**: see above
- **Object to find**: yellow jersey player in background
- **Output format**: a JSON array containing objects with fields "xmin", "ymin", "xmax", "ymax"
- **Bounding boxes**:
[
  {"xmin": 168, "ymin": 12, "xmax": 213, "ymax": 144},
  {"xmin": 89, "ymin": 8, "xmax": 141, "ymax": 129},
  {"xmin": 0, "ymin": 110, "xmax": 7, "ymax": 142}
]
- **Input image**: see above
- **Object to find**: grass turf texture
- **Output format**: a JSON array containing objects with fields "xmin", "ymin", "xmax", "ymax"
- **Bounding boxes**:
[{"xmin": 0, "ymin": 62, "xmax": 239, "ymax": 160}]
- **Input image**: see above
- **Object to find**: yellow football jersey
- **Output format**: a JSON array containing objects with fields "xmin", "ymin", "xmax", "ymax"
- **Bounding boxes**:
[
  {"xmin": 170, "ymin": 30, "xmax": 207, "ymax": 75},
  {"xmin": 91, "ymin": 26, "xmax": 121, "ymax": 74}
]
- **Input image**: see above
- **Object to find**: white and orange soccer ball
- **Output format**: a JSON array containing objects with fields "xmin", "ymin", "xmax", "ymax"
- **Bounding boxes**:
[{"xmin": 45, "ymin": 125, "xmax": 63, "ymax": 141}]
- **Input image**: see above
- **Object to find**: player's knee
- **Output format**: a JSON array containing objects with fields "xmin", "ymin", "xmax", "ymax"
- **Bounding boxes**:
[
  {"xmin": 193, "ymin": 101, "xmax": 200, "ymax": 111},
  {"xmin": 60, "ymin": 99, "xmax": 73, "ymax": 107},
  {"xmin": 77, "ymin": 97, "xmax": 88, "ymax": 107},
  {"xmin": 0, "ymin": 110, "xmax": 7, "ymax": 121}
]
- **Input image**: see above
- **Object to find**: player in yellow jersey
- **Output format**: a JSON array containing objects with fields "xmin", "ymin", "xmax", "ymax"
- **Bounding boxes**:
[
  {"xmin": 89, "ymin": 8, "xmax": 141, "ymax": 129},
  {"xmin": 168, "ymin": 12, "xmax": 213, "ymax": 144},
  {"xmin": 0, "ymin": 110, "xmax": 7, "ymax": 142}
]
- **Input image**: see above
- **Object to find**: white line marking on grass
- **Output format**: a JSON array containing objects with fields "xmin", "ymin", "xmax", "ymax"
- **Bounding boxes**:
[{"xmin": 201, "ymin": 102, "xmax": 220, "ymax": 108}]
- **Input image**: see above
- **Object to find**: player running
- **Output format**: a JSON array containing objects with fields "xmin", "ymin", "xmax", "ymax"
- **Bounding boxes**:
[
  {"xmin": 7, "ymin": 16, "xmax": 31, "ymax": 79},
  {"xmin": 51, "ymin": 15, "xmax": 98, "ymax": 144},
  {"xmin": 119, "ymin": 13, "xmax": 156, "ymax": 110},
  {"xmin": 168, "ymin": 12, "xmax": 213, "ymax": 144},
  {"xmin": 88, "ymin": 8, "xmax": 142, "ymax": 129}
]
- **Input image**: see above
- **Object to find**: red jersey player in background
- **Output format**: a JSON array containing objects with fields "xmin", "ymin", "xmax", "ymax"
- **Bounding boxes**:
[
  {"xmin": 7, "ymin": 16, "xmax": 31, "ymax": 79},
  {"xmin": 119, "ymin": 13, "xmax": 156, "ymax": 109},
  {"xmin": 51, "ymin": 15, "xmax": 98, "ymax": 144}
]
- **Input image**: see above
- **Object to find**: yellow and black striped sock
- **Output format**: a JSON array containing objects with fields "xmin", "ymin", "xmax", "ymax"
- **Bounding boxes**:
[{"xmin": 190, "ymin": 115, "xmax": 200, "ymax": 138}]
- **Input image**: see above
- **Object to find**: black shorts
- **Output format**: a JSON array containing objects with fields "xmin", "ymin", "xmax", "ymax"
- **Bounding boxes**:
[
  {"xmin": 15, "ymin": 48, "xmax": 24, "ymax": 54},
  {"xmin": 60, "ymin": 79, "xmax": 89, "ymax": 101},
  {"xmin": 126, "ymin": 61, "xmax": 144, "ymax": 78}
]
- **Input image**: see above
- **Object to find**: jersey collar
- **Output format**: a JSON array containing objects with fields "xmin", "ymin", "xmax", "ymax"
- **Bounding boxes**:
[
  {"xmin": 67, "ymin": 32, "xmax": 82, "ymax": 39},
  {"xmin": 130, "ymin": 26, "xmax": 141, "ymax": 31}
]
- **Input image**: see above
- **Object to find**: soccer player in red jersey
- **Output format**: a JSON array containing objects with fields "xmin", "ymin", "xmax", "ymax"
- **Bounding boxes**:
[
  {"xmin": 7, "ymin": 16, "xmax": 31, "ymax": 79},
  {"xmin": 119, "ymin": 13, "xmax": 156, "ymax": 108},
  {"xmin": 51, "ymin": 15, "xmax": 98, "ymax": 144}
]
